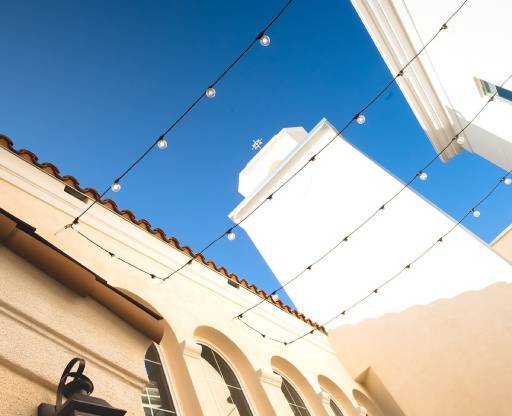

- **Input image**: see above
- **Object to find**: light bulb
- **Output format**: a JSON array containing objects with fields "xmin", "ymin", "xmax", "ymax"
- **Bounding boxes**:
[
  {"xmin": 271, "ymin": 293, "xmax": 279, "ymax": 302},
  {"xmin": 504, "ymin": 177, "xmax": 512, "ymax": 185},
  {"xmin": 206, "ymin": 86, "xmax": 216, "ymax": 98},
  {"xmin": 71, "ymin": 220, "xmax": 80, "ymax": 231},
  {"xmin": 472, "ymin": 209, "xmax": 481, "ymax": 218},
  {"xmin": 111, "ymin": 180, "xmax": 122, "ymax": 192},
  {"xmin": 226, "ymin": 230, "xmax": 236, "ymax": 241},
  {"xmin": 456, "ymin": 136, "xmax": 465, "ymax": 145},
  {"xmin": 355, "ymin": 113, "xmax": 366, "ymax": 125},
  {"xmin": 259, "ymin": 34, "xmax": 270, "ymax": 47},
  {"xmin": 418, "ymin": 171, "xmax": 428, "ymax": 181},
  {"xmin": 157, "ymin": 137, "xmax": 167, "ymax": 150}
]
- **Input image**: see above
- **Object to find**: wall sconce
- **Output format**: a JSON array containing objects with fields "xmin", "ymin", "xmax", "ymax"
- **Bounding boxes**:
[{"xmin": 38, "ymin": 357, "xmax": 126, "ymax": 416}]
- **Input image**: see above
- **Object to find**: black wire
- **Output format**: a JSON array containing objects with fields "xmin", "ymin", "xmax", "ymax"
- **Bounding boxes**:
[
  {"xmin": 235, "ymin": 88, "xmax": 499, "ymax": 320},
  {"xmin": 70, "ymin": 0, "xmax": 296, "ymax": 224},
  {"xmin": 236, "ymin": 316, "xmax": 287, "ymax": 344},
  {"xmin": 281, "ymin": 169, "xmax": 512, "ymax": 345},
  {"xmin": 163, "ymin": 0, "xmax": 473, "ymax": 282},
  {"xmin": 75, "ymin": 230, "xmax": 165, "ymax": 280}
]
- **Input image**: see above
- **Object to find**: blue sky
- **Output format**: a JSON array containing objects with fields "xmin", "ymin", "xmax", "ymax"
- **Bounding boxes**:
[{"xmin": 1, "ymin": 0, "xmax": 510, "ymax": 308}]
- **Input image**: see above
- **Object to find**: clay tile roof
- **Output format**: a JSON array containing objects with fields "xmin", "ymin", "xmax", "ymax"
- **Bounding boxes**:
[{"xmin": 0, "ymin": 134, "xmax": 326, "ymax": 334}]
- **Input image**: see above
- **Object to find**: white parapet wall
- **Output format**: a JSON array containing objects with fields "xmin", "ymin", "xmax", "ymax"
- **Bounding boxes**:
[
  {"xmin": 350, "ymin": 0, "xmax": 512, "ymax": 171},
  {"xmin": 230, "ymin": 119, "xmax": 512, "ymax": 327}
]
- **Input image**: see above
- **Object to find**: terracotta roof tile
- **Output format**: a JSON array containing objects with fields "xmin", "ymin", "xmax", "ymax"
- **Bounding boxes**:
[{"xmin": 0, "ymin": 134, "xmax": 326, "ymax": 334}]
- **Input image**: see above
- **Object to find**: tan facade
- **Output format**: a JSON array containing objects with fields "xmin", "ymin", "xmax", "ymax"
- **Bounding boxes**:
[
  {"xmin": 0, "ymin": 138, "xmax": 382, "ymax": 415},
  {"xmin": 0, "ymin": 238, "xmax": 152, "ymax": 415},
  {"xmin": 330, "ymin": 282, "xmax": 512, "ymax": 415},
  {"xmin": 492, "ymin": 225, "xmax": 512, "ymax": 262}
]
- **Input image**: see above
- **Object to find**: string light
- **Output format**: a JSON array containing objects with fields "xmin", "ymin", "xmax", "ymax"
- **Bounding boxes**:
[
  {"xmin": 111, "ymin": 180, "xmax": 121, "ymax": 192},
  {"xmin": 456, "ymin": 135, "xmax": 465, "ymax": 145},
  {"xmin": 504, "ymin": 177, "xmax": 512, "ymax": 185},
  {"xmin": 238, "ymin": 168, "xmax": 511, "ymax": 345},
  {"xmin": 157, "ymin": 137, "xmax": 168, "ymax": 150},
  {"xmin": 355, "ymin": 114, "xmax": 366, "ymax": 125},
  {"xmin": 231, "ymin": 83, "xmax": 505, "ymax": 321},
  {"xmin": 205, "ymin": 86, "xmax": 216, "ymax": 98},
  {"xmin": 73, "ymin": 229, "xmax": 165, "ymax": 280},
  {"xmin": 62, "ymin": 0, "xmax": 489, "ymax": 333},
  {"xmin": 64, "ymin": 0, "xmax": 296, "ymax": 228},
  {"xmin": 271, "ymin": 293, "xmax": 279, "ymax": 302},
  {"xmin": 259, "ymin": 33, "xmax": 271, "ymax": 46},
  {"xmin": 71, "ymin": 219, "xmax": 80, "ymax": 231},
  {"xmin": 161, "ymin": 1, "xmax": 478, "ymax": 283},
  {"xmin": 472, "ymin": 209, "xmax": 481, "ymax": 218},
  {"xmin": 226, "ymin": 229, "xmax": 236, "ymax": 241}
]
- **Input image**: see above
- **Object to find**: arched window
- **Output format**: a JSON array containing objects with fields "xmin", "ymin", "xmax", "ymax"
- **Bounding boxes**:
[
  {"xmin": 142, "ymin": 343, "xmax": 178, "ymax": 415},
  {"xmin": 275, "ymin": 372, "xmax": 312, "ymax": 416},
  {"xmin": 329, "ymin": 398, "xmax": 345, "ymax": 416},
  {"xmin": 198, "ymin": 343, "xmax": 253, "ymax": 416}
]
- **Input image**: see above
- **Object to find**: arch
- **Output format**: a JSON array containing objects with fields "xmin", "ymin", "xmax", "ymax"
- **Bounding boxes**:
[
  {"xmin": 194, "ymin": 325, "xmax": 276, "ymax": 415},
  {"xmin": 352, "ymin": 389, "xmax": 384, "ymax": 416},
  {"xmin": 318, "ymin": 375, "xmax": 359, "ymax": 416},
  {"xmin": 117, "ymin": 287, "xmax": 203, "ymax": 415},
  {"xmin": 271, "ymin": 356, "xmax": 326, "ymax": 415},
  {"xmin": 142, "ymin": 343, "xmax": 178, "ymax": 415},
  {"xmin": 197, "ymin": 343, "xmax": 254, "ymax": 415}
]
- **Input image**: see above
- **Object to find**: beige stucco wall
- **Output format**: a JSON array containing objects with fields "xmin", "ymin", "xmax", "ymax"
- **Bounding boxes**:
[
  {"xmin": 0, "ymin": 147, "xmax": 381, "ymax": 415},
  {"xmin": 329, "ymin": 282, "xmax": 512, "ymax": 416},
  {"xmin": 0, "ymin": 245, "xmax": 151, "ymax": 416},
  {"xmin": 492, "ymin": 225, "xmax": 512, "ymax": 262}
]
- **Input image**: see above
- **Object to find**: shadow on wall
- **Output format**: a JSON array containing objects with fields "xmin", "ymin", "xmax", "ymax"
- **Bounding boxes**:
[
  {"xmin": 448, "ymin": 107, "xmax": 512, "ymax": 171},
  {"xmin": 353, "ymin": 389, "xmax": 385, "ymax": 416},
  {"xmin": 116, "ymin": 288, "xmax": 203, "ymax": 416},
  {"xmin": 318, "ymin": 375, "xmax": 360, "ymax": 416},
  {"xmin": 354, "ymin": 368, "xmax": 405, "ymax": 416},
  {"xmin": 194, "ymin": 325, "xmax": 276, "ymax": 416},
  {"xmin": 329, "ymin": 281, "xmax": 512, "ymax": 416},
  {"xmin": 271, "ymin": 356, "xmax": 327, "ymax": 416}
]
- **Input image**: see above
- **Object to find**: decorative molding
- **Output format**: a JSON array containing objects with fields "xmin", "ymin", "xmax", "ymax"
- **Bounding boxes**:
[
  {"xmin": 0, "ymin": 299, "xmax": 147, "ymax": 390},
  {"xmin": 350, "ymin": 0, "xmax": 462, "ymax": 162},
  {"xmin": 180, "ymin": 341, "xmax": 202, "ymax": 359},
  {"xmin": 319, "ymin": 390, "xmax": 332, "ymax": 406},
  {"xmin": 258, "ymin": 369, "xmax": 283, "ymax": 388}
]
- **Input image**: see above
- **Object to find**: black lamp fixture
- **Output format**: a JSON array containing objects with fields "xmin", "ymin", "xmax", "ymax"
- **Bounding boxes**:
[{"xmin": 38, "ymin": 357, "xmax": 126, "ymax": 416}]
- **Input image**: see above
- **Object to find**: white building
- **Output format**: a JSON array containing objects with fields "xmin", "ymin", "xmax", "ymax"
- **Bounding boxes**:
[
  {"xmin": 350, "ymin": 0, "xmax": 512, "ymax": 170},
  {"xmin": 230, "ymin": 119, "xmax": 512, "ymax": 415},
  {"xmin": 229, "ymin": 119, "xmax": 512, "ymax": 327}
]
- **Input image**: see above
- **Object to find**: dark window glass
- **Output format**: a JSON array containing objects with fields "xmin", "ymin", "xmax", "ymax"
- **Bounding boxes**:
[
  {"xmin": 480, "ymin": 79, "xmax": 512, "ymax": 103},
  {"xmin": 497, "ymin": 85, "xmax": 512, "ymax": 102},
  {"xmin": 141, "ymin": 344, "xmax": 177, "ymax": 415},
  {"xmin": 198, "ymin": 343, "xmax": 253, "ymax": 416},
  {"xmin": 276, "ymin": 373, "xmax": 312, "ymax": 416},
  {"xmin": 330, "ymin": 398, "xmax": 345, "ymax": 416}
]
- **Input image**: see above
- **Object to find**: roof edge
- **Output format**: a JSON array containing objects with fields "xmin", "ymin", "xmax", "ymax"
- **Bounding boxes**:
[{"xmin": 0, "ymin": 134, "xmax": 326, "ymax": 334}]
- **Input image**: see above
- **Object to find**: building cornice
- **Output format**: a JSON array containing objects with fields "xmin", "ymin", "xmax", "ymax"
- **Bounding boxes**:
[
  {"xmin": 0, "ymin": 134, "xmax": 325, "ymax": 333},
  {"xmin": 351, "ymin": 0, "xmax": 463, "ymax": 161}
]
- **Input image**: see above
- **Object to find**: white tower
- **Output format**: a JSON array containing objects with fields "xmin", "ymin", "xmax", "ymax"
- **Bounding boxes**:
[{"xmin": 229, "ymin": 119, "xmax": 512, "ymax": 327}]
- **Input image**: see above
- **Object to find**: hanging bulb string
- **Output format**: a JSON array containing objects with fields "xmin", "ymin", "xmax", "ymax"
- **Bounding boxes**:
[
  {"xmin": 65, "ymin": 0, "xmax": 295, "ymax": 227},
  {"xmin": 160, "ymin": 0, "xmax": 473, "ymax": 281},
  {"xmin": 233, "ymin": 81, "xmax": 506, "ymax": 319},
  {"xmin": 236, "ymin": 315, "xmax": 287, "ymax": 344},
  {"xmin": 71, "ymin": 225, "xmax": 316, "ymax": 320},
  {"xmin": 238, "ymin": 169, "xmax": 512, "ymax": 345},
  {"xmin": 70, "ymin": 0, "xmax": 467, "ymax": 231},
  {"xmin": 74, "ymin": 229, "xmax": 166, "ymax": 280}
]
